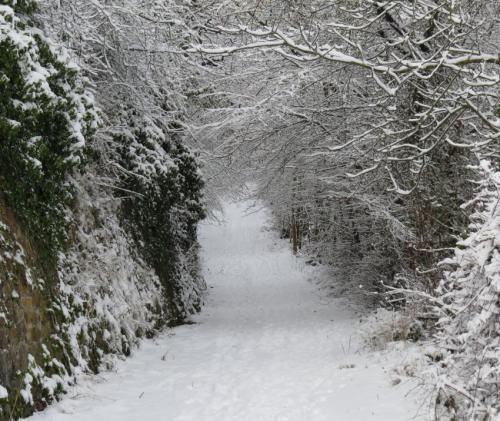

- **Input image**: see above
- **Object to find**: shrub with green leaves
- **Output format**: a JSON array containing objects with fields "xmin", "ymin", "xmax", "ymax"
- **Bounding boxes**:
[
  {"xmin": 116, "ymin": 115, "xmax": 205, "ymax": 322},
  {"xmin": 1, "ymin": 0, "xmax": 37, "ymax": 15},
  {"xmin": 0, "ymin": 3, "xmax": 96, "ymax": 259}
]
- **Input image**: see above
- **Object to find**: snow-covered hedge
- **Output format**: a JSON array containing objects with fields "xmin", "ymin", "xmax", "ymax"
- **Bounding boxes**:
[
  {"xmin": 0, "ymin": 2, "xmax": 96, "ymax": 259},
  {"xmin": 432, "ymin": 160, "xmax": 499, "ymax": 420},
  {"xmin": 117, "ymin": 113, "xmax": 206, "ymax": 324}
]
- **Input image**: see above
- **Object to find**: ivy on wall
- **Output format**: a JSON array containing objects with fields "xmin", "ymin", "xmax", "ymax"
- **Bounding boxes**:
[
  {"xmin": 117, "ymin": 116, "xmax": 205, "ymax": 323},
  {"xmin": 0, "ymin": 3, "xmax": 96, "ymax": 261}
]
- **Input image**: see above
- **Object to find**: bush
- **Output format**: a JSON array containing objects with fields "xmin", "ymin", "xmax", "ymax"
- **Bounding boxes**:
[
  {"xmin": 361, "ymin": 308, "xmax": 423, "ymax": 350},
  {"xmin": 0, "ymin": 4, "xmax": 96, "ymax": 260},
  {"xmin": 116, "ymin": 114, "xmax": 205, "ymax": 322},
  {"xmin": 431, "ymin": 161, "xmax": 500, "ymax": 420}
]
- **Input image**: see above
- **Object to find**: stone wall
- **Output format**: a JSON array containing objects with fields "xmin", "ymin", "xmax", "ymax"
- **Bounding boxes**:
[
  {"xmin": 0, "ymin": 198, "xmax": 57, "ymax": 419},
  {"xmin": 0, "ymin": 177, "xmax": 205, "ymax": 420}
]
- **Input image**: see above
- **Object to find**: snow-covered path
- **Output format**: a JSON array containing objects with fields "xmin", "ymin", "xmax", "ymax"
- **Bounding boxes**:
[{"xmin": 28, "ymin": 202, "xmax": 425, "ymax": 421}]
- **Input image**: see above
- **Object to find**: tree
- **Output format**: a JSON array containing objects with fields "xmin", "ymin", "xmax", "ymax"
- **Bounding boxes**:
[{"xmin": 433, "ymin": 161, "xmax": 499, "ymax": 420}]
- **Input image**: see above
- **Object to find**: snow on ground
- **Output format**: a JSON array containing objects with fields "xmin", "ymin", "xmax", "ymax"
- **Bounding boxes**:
[{"xmin": 26, "ymin": 201, "xmax": 427, "ymax": 421}]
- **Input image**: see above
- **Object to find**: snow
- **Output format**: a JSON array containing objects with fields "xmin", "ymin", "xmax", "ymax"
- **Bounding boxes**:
[{"xmin": 25, "ymin": 201, "xmax": 425, "ymax": 421}]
